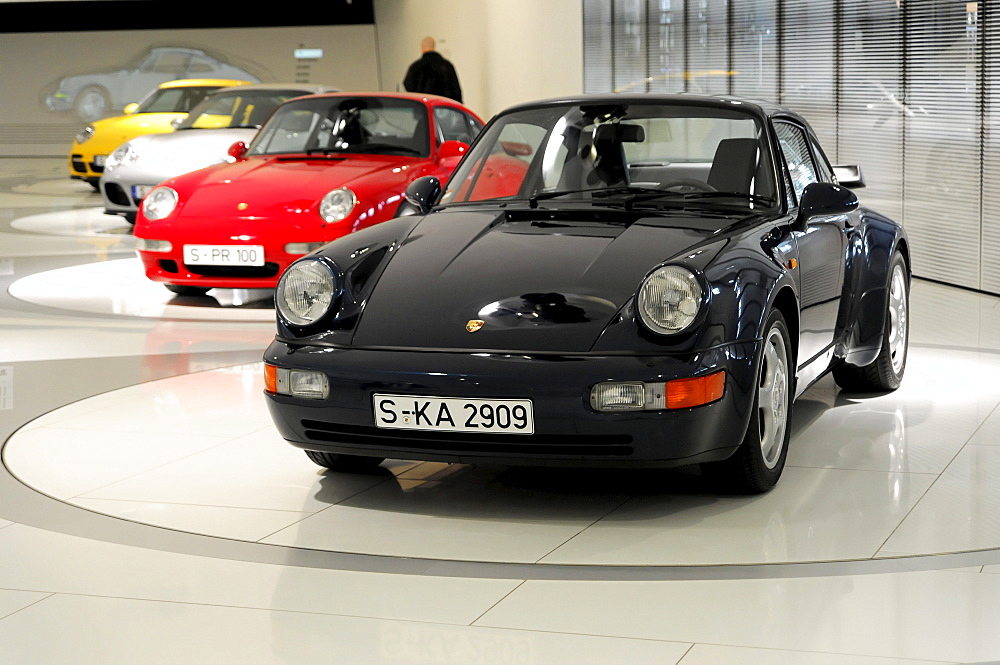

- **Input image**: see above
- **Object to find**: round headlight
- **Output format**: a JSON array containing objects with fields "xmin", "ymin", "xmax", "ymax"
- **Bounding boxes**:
[
  {"xmin": 74, "ymin": 125, "xmax": 95, "ymax": 144},
  {"xmin": 276, "ymin": 259, "xmax": 337, "ymax": 326},
  {"xmin": 319, "ymin": 187, "xmax": 357, "ymax": 223},
  {"xmin": 637, "ymin": 265, "xmax": 703, "ymax": 335},
  {"xmin": 105, "ymin": 143, "xmax": 137, "ymax": 171},
  {"xmin": 141, "ymin": 187, "xmax": 179, "ymax": 221}
]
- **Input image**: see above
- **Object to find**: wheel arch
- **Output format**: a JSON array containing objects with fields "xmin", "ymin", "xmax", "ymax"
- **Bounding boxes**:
[{"xmin": 770, "ymin": 285, "xmax": 799, "ymax": 368}]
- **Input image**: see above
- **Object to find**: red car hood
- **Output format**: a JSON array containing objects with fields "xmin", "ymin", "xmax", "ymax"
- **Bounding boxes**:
[{"xmin": 171, "ymin": 154, "xmax": 414, "ymax": 221}]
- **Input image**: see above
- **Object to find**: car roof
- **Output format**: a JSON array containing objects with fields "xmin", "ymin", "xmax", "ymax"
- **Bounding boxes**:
[
  {"xmin": 208, "ymin": 83, "xmax": 339, "ymax": 95},
  {"xmin": 158, "ymin": 79, "xmax": 252, "ymax": 89},
  {"xmin": 282, "ymin": 91, "xmax": 466, "ymax": 105},
  {"xmin": 497, "ymin": 93, "xmax": 805, "ymax": 123}
]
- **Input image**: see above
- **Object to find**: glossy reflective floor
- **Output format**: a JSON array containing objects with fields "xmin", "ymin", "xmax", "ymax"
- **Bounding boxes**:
[{"xmin": 2, "ymin": 158, "xmax": 1000, "ymax": 664}]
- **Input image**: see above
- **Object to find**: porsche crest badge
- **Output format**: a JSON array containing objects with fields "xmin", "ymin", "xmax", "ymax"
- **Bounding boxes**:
[{"xmin": 466, "ymin": 319, "xmax": 485, "ymax": 333}]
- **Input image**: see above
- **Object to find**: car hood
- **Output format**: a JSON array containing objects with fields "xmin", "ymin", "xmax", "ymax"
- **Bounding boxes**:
[
  {"xmin": 173, "ymin": 154, "xmax": 412, "ymax": 221},
  {"xmin": 127, "ymin": 128, "xmax": 258, "ymax": 178},
  {"xmin": 87, "ymin": 113, "xmax": 184, "ymax": 152},
  {"xmin": 350, "ymin": 207, "xmax": 742, "ymax": 353}
]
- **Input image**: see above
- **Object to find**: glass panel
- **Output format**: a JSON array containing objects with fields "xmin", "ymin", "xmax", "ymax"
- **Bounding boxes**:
[
  {"xmin": 686, "ymin": 0, "xmax": 729, "ymax": 95},
  {"xmin": 904, "ymin": 0, "xmax": 981, "ymax": 289},
  {"xmin": 774, "ymin": 122, "xmax": 819, "ymax": 202},
  {"xmin": 583, "ymin": 0, "xmax": 613, "ymax": 93},
  {"xmin": 646, "ymin": 0, "xmax": 685, "ymax": 93},
  {"xmin": 780, "ymin": 0, "xmax": 835, "ymax": 148},
  {"xmin": 730, "ymin": 0, "xmax": 776, "ymax": 99},
  {"xmin": 612, "ymin": 0, "xmax": 648, "ymax": 93},
  {"xmin": 837, "ymin": 0, "xmax": 903, "ymax": 223}
]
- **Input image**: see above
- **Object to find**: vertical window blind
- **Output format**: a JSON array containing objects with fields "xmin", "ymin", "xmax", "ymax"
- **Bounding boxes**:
[{"xmin": 583, "ymin": 0, "xmax": 996, "ymax": 294}]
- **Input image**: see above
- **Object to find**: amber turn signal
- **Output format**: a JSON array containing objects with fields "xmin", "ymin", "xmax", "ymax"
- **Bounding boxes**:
[
  {"xmin": 264, "ymin": 363, "xmax": 278, "ymax": 394},
  {"xmin": 665, "ymin": 371, "xmax": 726, "ymax": 409}
]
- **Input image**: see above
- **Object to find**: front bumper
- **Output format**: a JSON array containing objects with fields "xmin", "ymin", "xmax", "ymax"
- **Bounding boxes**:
[
  {"xmin": 263, "ymin": 339, "xmax": 761, "ymax": 468},
  {"xmin": 136, "ymin": 246, "xmax": 300, "ymax": 289},
  {"xmin": 69, "ymin": 152, "xmax": 105, "ymax": 180}
]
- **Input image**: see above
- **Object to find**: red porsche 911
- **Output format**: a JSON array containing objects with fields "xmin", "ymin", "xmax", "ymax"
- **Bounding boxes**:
[{"xmin": 133, "ymin": 92, "xmax": 485, "ymax": 295}]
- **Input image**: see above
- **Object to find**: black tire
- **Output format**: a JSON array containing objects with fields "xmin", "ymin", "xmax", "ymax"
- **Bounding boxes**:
[
  {"xmin": 719, "ymin": 309, "xmax": 793, "ymax": 493},
  {"xmin": 86, "ymin": 178, "xmax": 100, "ymax": 191},
  {"xmin": 123, "ymin": 212, "xmax": 137, "ymax": 225},
  {"xmin": 305, "ymin": 450, "xmax": 385, "ymax": 472},
  {"xmin": 833, "ymin": 252, "xmax": 909, "ymax": 393},
  {"xmin": 165, "ymin": 284, "xmax": 210, "ymax": 297}
]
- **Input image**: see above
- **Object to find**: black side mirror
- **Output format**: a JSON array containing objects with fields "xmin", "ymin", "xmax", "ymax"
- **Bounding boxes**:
[
  {"xmin": 797, "ymin": 182, "xmax": 859, "ymax": 226},
  {"xmin": 397, "ymin": 176, "xmax": 442, "ymax": 217}
]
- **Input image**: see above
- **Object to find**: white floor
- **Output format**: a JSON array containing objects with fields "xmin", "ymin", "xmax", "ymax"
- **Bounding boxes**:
[{"xmin": 2, "ymin": 159, "xmax": 1000, "ymax": 664}]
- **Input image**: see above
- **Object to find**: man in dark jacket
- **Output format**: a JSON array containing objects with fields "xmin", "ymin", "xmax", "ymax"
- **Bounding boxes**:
[{"xmin": 403, "ymin": 37, "xmax": 463, "ymax": 103}]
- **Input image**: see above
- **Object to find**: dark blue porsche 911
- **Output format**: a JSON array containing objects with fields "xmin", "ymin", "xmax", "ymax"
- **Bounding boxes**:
[{"xmin": 263, "ymin": 94, "xmax": 909, "ymax": 493}]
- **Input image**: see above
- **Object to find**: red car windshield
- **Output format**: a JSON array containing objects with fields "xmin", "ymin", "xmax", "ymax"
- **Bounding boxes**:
[{"xmin": 248, "ymin": 97, "xmax": 431, "ymax": 158}]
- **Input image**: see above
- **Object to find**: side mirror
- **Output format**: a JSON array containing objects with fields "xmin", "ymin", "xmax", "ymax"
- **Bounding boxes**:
[
  {"xmin": 832, "ymin": 164, "xmax": 866, "ymax": 188},
  {"xmin": 797, "ymin": 182, "xmax": 859, "ymax": 225},
  {"xmin": 500, "ymin": 141, "xmax": 533, "ymax": 157},
  {"xmin": 227, "ymin": 141, "xmax": 248, "ymax": 162},
  {"xmin": 398, "ymin": 176, "xmax": 442, "ymax": 217},
  {"xmin": 437, "ymin": 140, "xmax": 468, "ymax": 169},
  {"xmin": 123, "ymin": 102, "xmax": 139, "ymax": 115}
]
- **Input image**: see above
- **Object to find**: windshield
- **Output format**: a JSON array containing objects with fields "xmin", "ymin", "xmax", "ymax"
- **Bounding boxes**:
[
  {"xmin": 440, "ymin": 102, "xmax": 778, "ymax": 211},
  {"xmin": 177, "ymin": 89, "xmax": 310, "ymax": 130},
  {"xmin": 135, "ymin": 86, "xmax": 219, "ymax": 114},
  {"xmin": 247, "ymin": 97, "xmax": 430, "ymax": 157}
]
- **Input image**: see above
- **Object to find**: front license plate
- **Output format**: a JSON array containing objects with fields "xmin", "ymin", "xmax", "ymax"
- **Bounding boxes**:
[
  {"xmin": 374, "ymin": 394, "xmax": 534, "ymax": 434},
  {"xmin": 132, "ymin": 184, "xmax": 155, "ymax": 200},
  {"xmin": 183, "ymin": 244, "xmax": 264, "ymax": 267},
  {"xmin": 93, "ymin": 155, "xmax": 106, "ymax": 166}
]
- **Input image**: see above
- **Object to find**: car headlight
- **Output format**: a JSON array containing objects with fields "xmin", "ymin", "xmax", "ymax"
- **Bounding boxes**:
[
  {"xmin": 276, "ymin": 259, "xmax": 338, "ymax": 326},
  {"xmin": 105, "ymin": 143, "xmax": 137, "ymax": 171},
  {"xmin": 74, "ymin": 125, "xmax": 95, "ymax": 144},
  {"xmin": 637, "ymin": 265, "xmax": 703, "ymax": 335},
  {"xmin": 319, "ymin": 187, "xmax": 357, "ymax": 223},
  {"xmin": 141, "ymin": 187, "xmax": 179, "ymax": 221}
]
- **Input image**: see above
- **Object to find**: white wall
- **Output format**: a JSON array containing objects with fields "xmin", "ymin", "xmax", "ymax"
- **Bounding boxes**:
[{"xmin": 374, "ymin": 0, "xmax": 583, "ymax": 121}]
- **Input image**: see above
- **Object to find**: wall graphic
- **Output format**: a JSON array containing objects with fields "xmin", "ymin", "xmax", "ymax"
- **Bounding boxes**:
[{"xmin": 42, "ymin": 46, "xmax": 267, "ymax": 123}]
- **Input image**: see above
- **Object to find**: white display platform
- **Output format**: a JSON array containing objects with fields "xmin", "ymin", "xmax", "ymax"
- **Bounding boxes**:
[
  {"xmin": 7, "ymin": 341, "xmax": 1000, "ymax": 567},
  {"xmin": 10, "ymin": 207, "xmax": 133, "ymax": 237},
  {"xmin": 8, "ymin": 258, "xmax": 276, "ymax": 322}
]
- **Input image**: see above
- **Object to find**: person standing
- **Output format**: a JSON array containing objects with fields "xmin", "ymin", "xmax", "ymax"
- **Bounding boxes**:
[{"xmin": 403, "ymin": 36, "xmax": 463, "ymax": 103}]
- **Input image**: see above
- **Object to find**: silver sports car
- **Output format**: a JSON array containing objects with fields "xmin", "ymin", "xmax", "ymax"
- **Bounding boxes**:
[{"xmin": 100, "ymin": 83, "xmax": 336, "ymax": 223}]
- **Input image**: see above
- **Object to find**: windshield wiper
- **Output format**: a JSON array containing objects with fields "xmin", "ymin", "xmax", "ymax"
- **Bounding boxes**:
[
  {"xmin": 308, "ymin": 143, "xmax": 422, "ymax": 156},
  {"xmin": 528, "ymin": 185, "xmax": 669, "ymax": 209},
  {"xmin": 677, "ymin": 192, "xmax": 776, "ymax": 206}
]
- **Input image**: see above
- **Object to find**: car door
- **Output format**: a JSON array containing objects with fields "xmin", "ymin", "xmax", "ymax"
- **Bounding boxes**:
[{"xmin": 774, "ymin": 120, "xmax": 848, "ymax": 370}]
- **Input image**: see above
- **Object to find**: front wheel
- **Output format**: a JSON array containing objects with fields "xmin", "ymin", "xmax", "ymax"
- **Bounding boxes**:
[
  {"xmin": 716, "ymin": 309, "xmax": 793, "ymax": 493},
  {"xmin": 305, "ymin": 450, "xmax": 385, "ymax": 472},
  {"xmin": 833, "ymin": 251, "xmax": 909, "ymax": 392}
]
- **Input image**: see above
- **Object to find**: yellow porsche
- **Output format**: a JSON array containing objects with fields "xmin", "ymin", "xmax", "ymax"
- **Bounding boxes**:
[{"xmin": 68, "ymin": 78, "xmax": 251, "ymax": 189}]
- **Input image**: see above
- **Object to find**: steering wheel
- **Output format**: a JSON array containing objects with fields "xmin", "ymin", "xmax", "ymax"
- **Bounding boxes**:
[{"xmin": 661, "ymin": 178, "xmax": 716, "ymax": 193}]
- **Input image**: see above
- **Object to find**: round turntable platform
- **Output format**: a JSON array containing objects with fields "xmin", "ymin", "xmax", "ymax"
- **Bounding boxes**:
[{"xmin": 6, "ymin": 338, "xmax": 1000, "ymax": 567}]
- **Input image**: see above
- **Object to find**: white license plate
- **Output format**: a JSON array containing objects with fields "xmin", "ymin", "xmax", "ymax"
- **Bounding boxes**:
[
  {"xmin": 93, "ymin": 155, "xmax": 106, "ymax": 166},
  {"xmin": 132, "ymin": 184, "xmax": 155, "ymax": 200},
  {"xmin": 183, "ymin": 244, "xmax": 264, "ymax": 266},
  {"xmin": 374, "ymin": 394, "xmax": 534, "ymax": 434}
]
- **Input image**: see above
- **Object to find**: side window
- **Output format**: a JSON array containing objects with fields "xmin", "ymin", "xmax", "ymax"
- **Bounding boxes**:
[
  {"xmin": 467, "ymin": 115, "xmax": 484, "ymax": 139},
  {"xmin": 810, "ymin": 138, "xmax": 835, "ymax": 183},
  {"xmin": 435, "ymin": 107, "xmax": 476, "ymax": 144},
  {"xmin": 774, "ymin": 121, "xmax": 819, "ymax": 204},
  {"xmin": 447, "ymin": 122, "xmax": 546, "ymax": 202},
  {"xmin": 144, "ymin": 53, "xmax": 188, "ymax": 74}
]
